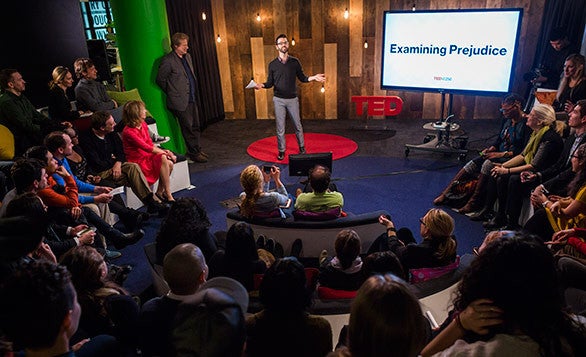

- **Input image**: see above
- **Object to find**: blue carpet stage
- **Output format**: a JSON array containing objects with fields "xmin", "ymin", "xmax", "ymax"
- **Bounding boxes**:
[{"xmin": 118, "ymin": 155, "xmax": 486, "ymax": 295}]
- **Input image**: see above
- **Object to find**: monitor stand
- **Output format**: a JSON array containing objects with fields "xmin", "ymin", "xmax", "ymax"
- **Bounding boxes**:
[{"xmin": 404, "ymin": 92, "xmax": 468, "ymax": 161}]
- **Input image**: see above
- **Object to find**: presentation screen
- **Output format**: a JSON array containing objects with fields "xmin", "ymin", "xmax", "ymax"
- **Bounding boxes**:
[{"xmin": 381, "ymin": 8, "xmax": 523, "ymax": 95}]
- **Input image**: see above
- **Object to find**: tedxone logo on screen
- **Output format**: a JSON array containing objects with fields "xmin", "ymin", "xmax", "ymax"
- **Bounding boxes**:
[{"xmin": 434, "ymin": 76, "xmax": 453, "ymax": 81}]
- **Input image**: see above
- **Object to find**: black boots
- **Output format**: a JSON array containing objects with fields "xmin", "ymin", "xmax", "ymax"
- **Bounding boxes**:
[{"xmin": 433, "ymin": 168, "xmax": 469, "ymax": 205}]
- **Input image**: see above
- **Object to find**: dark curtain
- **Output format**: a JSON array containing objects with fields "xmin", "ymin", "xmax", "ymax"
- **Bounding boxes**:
[
  {"xmin": 532, "ymin": 0, "xmax": 586, "ymax": 73},
  {"xmin": 164, "ymin": 0, "xmax": 225, "ymax": 128}
]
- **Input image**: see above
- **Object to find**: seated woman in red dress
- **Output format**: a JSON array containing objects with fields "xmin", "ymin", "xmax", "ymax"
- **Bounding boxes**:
[{"xmin": 121, "ymin": 100, "xmax": 176, "ymax": 202}]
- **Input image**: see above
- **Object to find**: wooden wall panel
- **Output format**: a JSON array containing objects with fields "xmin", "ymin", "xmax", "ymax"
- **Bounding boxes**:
[
  {"xmin": 251, "ymin": 37, "xmax": 268, "ymax": 119},
  {"xmin": 349, "ymin": 0, "xmax": 364, "ymax": 77},
  {"xmin": 325, "ymin": 43, "xmax": 338, "ymax": 119},
  {"xmin": 211, "ymin": 0, "xmax": 234, "ymax": 116},
  {"xmin": 211, "ymin": 0, "xmax": 547, "ymax": 120}
]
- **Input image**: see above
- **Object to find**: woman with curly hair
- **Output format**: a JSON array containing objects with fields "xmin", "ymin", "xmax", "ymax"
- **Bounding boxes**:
[
  {"xmin": 122, "ymin": 100, "xmax": 176, "ymax": 202},
  {"xmin": 59, "ymin": 246, "xmax": 139, "ymax": 347},
  {"xmin": 155, "ymin": 197, "xmax": 218, "ymax": 263},
  {"xmin": 239, "ymin": 164, "xmax": 291, "ymax": 218},
  {"xmin": 527, "ymin": 142, "xmax": 586, "ymax": 242},
  {"xmin": 368, "ymin": 208, "xmax": 457, "ymax": 271},
  {"xmin": 421, "ymin": 233, "xmax": 586, "ymax": 356},
  {"xmin": 208, "ymin": 221, "xmax": 267, "ymax": 291}
]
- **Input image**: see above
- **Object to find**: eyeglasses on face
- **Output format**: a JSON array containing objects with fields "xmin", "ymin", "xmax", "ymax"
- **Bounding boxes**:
[
  {"xmin": 419, "ymin": 218, "xmax": 426, "ymax": 226},
  {"xmin": 277, "ymin": 41, "xmax": 289, "ymax": 46}
]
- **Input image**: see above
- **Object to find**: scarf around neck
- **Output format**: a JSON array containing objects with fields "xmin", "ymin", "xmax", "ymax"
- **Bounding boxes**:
[{"xmin": 523, "ymin": 125, "xmax": 550, "ymax": 164}]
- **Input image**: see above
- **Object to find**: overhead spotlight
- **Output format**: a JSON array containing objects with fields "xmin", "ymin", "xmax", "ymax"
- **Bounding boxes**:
[
  {"xmin": 320, "ymin": 85, "xmax": 325, "ymax": 93},
  {"xmin": 364, "ymin": 40, "xmax": 368, "ymax": 49},
  {"xmin": 202, "ymin": 12, "xmax": 207, "ymax": 21},
  {"xmin": 343, "ymin": 8, "xmax": 349, "ymax": 19},
  {"xmin": 256, "ymin": 13, "xmax": 261, "ymax": 22},
  {"xmin": 291, "ymin": 37, "xmax": 296, "ymax": 46},
  {"xmin": 216, "ymin": 34, "xmax": 222, "ymax": 43},
  {"xmin": 412, "ymin": 3, "xmax": 416, "ymax": 11}
]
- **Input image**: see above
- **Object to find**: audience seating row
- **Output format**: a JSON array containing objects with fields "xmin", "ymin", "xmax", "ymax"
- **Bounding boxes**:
[{"xmin": 226, "ymin": 209, "xmax": 389, "ymax": 258}]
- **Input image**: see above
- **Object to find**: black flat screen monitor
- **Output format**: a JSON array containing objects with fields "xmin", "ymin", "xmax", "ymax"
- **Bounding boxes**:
[
  {"xmin": 288, "ymin": 152, "xmax": 333, "ymax": 177},
  {"xmin": 381, "ymin": 8, "xmax": 523, "ymax": 96}
]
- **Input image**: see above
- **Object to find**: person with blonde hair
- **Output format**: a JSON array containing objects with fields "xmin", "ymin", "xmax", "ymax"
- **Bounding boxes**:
[
  {"xmin": 48, "ymin": 66, "xmax": 89, "ymax": 126},
  {"xmin": 479, "ymin": 103, "xmax": 564, "ymax": 229},
  {"xmin": 556, "ymin": 53, "xmax": 586, "ymax": 113},
  {"xmin": 122, "ymin": 100, "xmax": 177, "ymax": 202},
  {"xmin": 239, "ymin": 164, "xmax": 291, "ymax": 218},
  {"xmin": 368, "ymin": 208, "xmax": 457, "ymax": 271}
]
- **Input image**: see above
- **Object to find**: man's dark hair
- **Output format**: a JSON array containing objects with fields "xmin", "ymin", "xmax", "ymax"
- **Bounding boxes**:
[
  {"xmin": 576, "ymin": 99, "xmax": 586, "ymax": 118},
  {"xmin": 0, "ymin": 69, "xmax": 18, "ymax": 91},
  {"xmin": 44, "ymin": 131, "xmax": 67, "ymax": 153},
  {"xmin": 91, "ymin": 111, "xmax": 113, "ymax": 130},
  {"xmin": 10, "ymin": 158, "xmax": 45, "ymax": 194},
  {"xmin": 549, "ymin": 27, "xmax": 567, "ymax": 42},
  {"xmin": 24, "ymin": 146, "xmax": 49, "ymax": 163},
  {"xmin": 0, "ymin": 260, "xmax": 76, "ymax": 349},
  {"xmin": 275, "ymin": 34, "xmax": 287, "ymax": 44},
  {"xmin": 502, "ymin": 93, "xmax": 524, "ymax": 107},
  {"xmin": 308, "ymin": 165, "xmax": 331, "ymax": 193}
]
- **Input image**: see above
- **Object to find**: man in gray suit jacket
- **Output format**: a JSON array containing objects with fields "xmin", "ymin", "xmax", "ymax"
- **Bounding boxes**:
[{"xmin": 156, "ymin": 32, "xmax": 208, "ymax": 163}]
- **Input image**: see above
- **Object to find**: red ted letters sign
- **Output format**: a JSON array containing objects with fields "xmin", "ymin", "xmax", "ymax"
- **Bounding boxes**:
[{"xmin": 351, "ymin": 96, "xmax": 403, "ymax": 116}]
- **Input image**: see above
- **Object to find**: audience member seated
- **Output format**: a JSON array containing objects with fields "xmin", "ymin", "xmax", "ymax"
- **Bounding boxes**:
[
  {"xmin": 434, "ymin": 93, "xmax": 530, "ymax": 214},
  {"xmin": 368, "ymin": 209, "xmax": 457, "ymax": 271},
  {"xmin": 421, "ymin": 233, "xmax": 586, "ymax": 356},
  {"xmin": 155, "ymin": 197, "xmax": 218, "ymax": 263},
  {"xmin": 172, "ymin": 277, "xmax": 249, "ymax": 356},
  {"xmin": 45, "ymin": 131, "xmax": 146, "ymax": 233},
  {"xmin": 122, "ymin": 100, "xmax": 176, "ymax": 202},
  {"xmin": 240, "ymin": 164, "xmax": 292, "ymax": 219},
  {"xmin": 60, "ymin": 245, "xmax": 139, "ymax": 349},
  {"xmin": 555, "ymin": 54, "xmax": 586, "ymax": 113},
  {"xmin": 506, "ymin": 99, "xmax": 586, "ymax": 229},
  {"xmin": 1, "ymin": 158, "xmax": 44, "ymax": 218},
  {"xmin": 295, "ymin": 164, "xmax": 343, "ymax": 218},
  {"xmin": 362, "ymin": 250, "xmax": 406, "ymax": 280},
  {"xmin": 0, "ymin": 69, "xmax": 52, "ymax": 156},
  {"xmin": 73, "ymin": 58, "xmax": 123, "ymax": 123},
  {"xmin": 0, "ymin": 260, "xmax": 83, "ymax": 356},
  {"xmin": 246, "ymin": 257, "xmax": 333, "ymax": 357},
  {"xmin": 6, "ymin": 192, "xmax": 96, "ymax": 259},
  {"xmin": 480, "ymin": 104, "xmax": 564, "ymax": 229},
  {"xmin": 79, "ymin": 111, "xmax": 168, "ymax": 216},
  {"xmin": 25, "ymin": 146, "xmax": 142, "ymax": 255},
  {"xmin": 526, "ymin": 142, "xmax": 586, "ymax": 241},
  {"xmin": 318, "ymin": 229, "xmax": 367, "ymax": 291},
  {"xmin": 329, "ymin": 274, "xmax": 428, "ymax": 357},
  {"xmin": 208, "ymin": 221, "xmax": 268, "ymax": 291},
  {"xmin": 139, "ymin": 243, "xmax": 208, "ymax": 357},
  {"xmin": 48, "ymin": 66, "xmax": 89, "ymax": 127},
  {"xmin": 0, "ymin": 215, "xmax": 52, "ymax": 281}
]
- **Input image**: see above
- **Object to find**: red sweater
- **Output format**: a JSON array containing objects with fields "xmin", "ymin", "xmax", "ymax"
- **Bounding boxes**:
[{"xmin": 38, "ymin": 175, "xmax": 80, "ymax": 208}]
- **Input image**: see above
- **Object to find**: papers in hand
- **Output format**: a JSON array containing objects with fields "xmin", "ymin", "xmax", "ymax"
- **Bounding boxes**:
[
  {"xmin": 110, "ymin": 186, "xmax": 125, "ymax": 195},
  {"xmin": 246, "ymin": 79, "xmax": 257, "ymax": 89}
]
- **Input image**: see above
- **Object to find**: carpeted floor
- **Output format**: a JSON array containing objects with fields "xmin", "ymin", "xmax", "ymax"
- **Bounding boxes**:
[{"xmin": 118, "ymin": 117, "xmax": 502, "ymax": 295}]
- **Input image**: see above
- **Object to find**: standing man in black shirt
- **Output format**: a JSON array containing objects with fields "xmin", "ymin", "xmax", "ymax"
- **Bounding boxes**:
[{"xmin": 255, "ymin": 34, "xmax": 325, "ymax": 161}]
